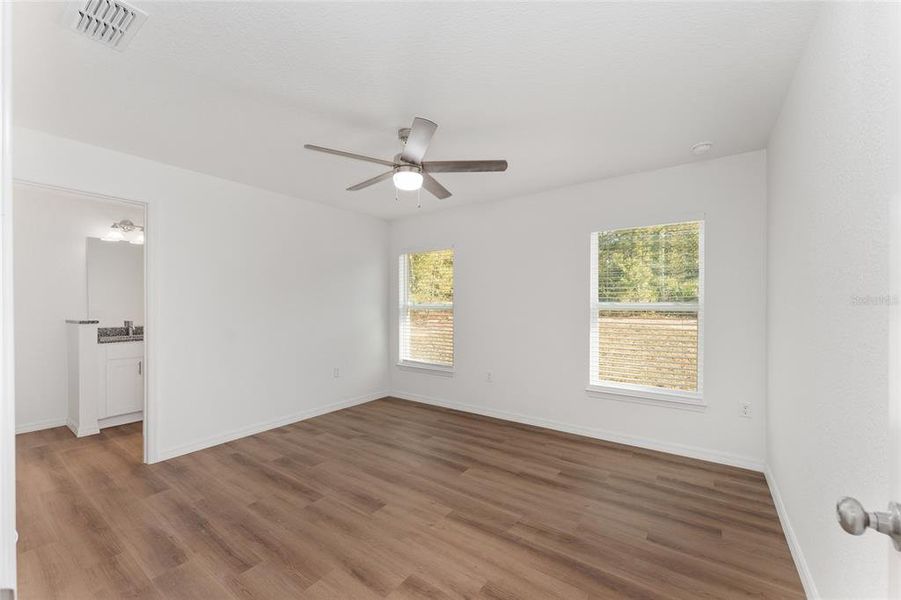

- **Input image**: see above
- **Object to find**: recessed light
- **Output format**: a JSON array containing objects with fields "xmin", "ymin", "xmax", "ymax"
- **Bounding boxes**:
[{"xmin": 691, "ymin": 141, "xmax": 713, "ymax": 156}]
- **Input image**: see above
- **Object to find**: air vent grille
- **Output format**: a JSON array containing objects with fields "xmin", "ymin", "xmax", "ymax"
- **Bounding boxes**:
[{"xmin": 66, "ymin": 0, "xmax": 147, "ymax": 51}]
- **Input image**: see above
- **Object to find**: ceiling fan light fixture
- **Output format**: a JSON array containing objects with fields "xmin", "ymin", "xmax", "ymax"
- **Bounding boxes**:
[{"xmin": 393, "ymin": 166, "xmax": 423, "ymax": 191}]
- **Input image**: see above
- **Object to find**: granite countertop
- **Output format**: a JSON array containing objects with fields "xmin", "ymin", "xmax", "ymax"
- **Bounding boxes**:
[{"xmin": 97, "ymin": 326, "xmax": 144, "ymax": 344}]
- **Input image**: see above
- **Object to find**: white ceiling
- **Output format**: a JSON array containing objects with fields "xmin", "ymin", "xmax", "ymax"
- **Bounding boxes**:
[{"xmin": 14, "ymin": 2, "xmax": 820, "ymax": 220}]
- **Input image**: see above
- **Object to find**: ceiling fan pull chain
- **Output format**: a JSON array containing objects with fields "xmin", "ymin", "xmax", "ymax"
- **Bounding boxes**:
[{"xmin": 417, "ymin": 187, "xmax": 421, "ymax": 209}]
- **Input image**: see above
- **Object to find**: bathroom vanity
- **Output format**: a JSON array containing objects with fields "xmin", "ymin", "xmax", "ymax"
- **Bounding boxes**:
[{"xmin": 66, "ymin": 320, "xmax": 144, "ymax": 437}]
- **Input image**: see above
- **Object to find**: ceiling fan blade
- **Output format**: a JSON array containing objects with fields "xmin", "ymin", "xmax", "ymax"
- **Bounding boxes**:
[
  {"xmin": 422, "ymin": 173, "xmax": 452, "ymax": 199},
  {"xmin": 346, "ymin": 170, "xmax": 395, "ymax": 191},
  {"xmin": 422, "ymin": 160, "xmax": 508, "ymax": 173},
  {"xmin": 400, "ymin": 117, "xmax": 438, "ymax": 164},
  {"xmin": 304, "ymin": 144, "xmax": 396, "ymax": 167}
]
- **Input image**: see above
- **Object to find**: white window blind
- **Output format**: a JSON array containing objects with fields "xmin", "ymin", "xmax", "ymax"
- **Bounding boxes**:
[
  {"xmin": 399, "ymin": 249, "xmax": 454, "ymax": 368},
  {"xmin": 589, "ymin": 221, "xmax": 703, "ymax": 399}
]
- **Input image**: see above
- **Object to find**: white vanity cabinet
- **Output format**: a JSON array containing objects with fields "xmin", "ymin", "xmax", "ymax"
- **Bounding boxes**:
[
  {"xmin": 101, "ymin": 342, "xmax": 144, "ymax": 420},
  {"xmin": 66, "ymin": 321, "xmax": 144, "ymax": 437}
]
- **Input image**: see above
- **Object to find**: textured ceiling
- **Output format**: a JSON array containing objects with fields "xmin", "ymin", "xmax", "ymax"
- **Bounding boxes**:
[{"xmin": 14, "ymin": 2, "xmax": 820, "ymax": 219}]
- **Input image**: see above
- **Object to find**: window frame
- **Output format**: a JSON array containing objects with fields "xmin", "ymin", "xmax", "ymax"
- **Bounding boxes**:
[
  {"xmin": 397, "ymin": 247, "xmax": 455, "ymax": 375},
  {"xmin": 586, "ymin": 220, "xmax": 705, "ymax": 409}
]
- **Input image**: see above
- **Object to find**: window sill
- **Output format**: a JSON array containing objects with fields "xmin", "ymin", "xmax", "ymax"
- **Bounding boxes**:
[
  {"xmin": 396, "ymin": 361, "xmax": 455, "ymax": 377},
  {"xmin": 585, "ymin": 384, "xmax": 706, "ymax": 412}
]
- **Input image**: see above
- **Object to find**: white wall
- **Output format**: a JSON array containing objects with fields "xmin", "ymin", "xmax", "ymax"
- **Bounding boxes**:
[
  {"xmin": 14, "ymin": 184, "xmax": 143, "ymax": 432},
  {"xmin": 14, "ymin": 128, "xmax": 389, "ymax": 461},
  {"xmin": 389, "ymin": 151, "xmax": 768, "ymax": 469},
  {"xmin": 766, "ymin": 4, "xmax": 899, "ymax": 599},
  {"xmin": 86, "ymin": 237, "xmax": 144, "ymax": 327}
]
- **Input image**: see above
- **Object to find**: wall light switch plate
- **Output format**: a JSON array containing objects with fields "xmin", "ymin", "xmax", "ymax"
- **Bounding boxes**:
[{"xmin": 740, "ymin": 402, "xmax": 751, "ymax": 418}]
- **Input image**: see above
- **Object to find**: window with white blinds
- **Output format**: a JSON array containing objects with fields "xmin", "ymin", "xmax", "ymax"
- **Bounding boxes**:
[
  {"xmin": 589, "ymin": 221, "xmax": 703, "ymax": 400},
  {"xmin": 399, "ymin": 249, "xmax": 454, "ymax": 369}
]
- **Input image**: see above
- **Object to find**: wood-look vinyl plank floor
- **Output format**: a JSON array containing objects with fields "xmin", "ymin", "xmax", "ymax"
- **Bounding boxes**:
[{"xmin": 16, "ymin": 397, "xmax": 803, "ymax": 599}]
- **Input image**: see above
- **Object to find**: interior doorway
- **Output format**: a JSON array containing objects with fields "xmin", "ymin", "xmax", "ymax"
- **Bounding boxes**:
[{"xmin": 12, "ymin": 181, "xmax": 150, "ymax": 462}]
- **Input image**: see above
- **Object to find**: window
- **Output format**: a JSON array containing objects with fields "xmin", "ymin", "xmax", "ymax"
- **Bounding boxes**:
[
  {"xmin": 399, "ymin": 248, "xmax": 454, "ymax": 371},
  {"xmin": 589, "ymin": 221, "xmax": 703, "ymax": 403}
]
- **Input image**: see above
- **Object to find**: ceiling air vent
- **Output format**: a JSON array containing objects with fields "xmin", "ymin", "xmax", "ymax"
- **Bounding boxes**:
[{"xmin": 64, "ymin": 0, "xmax": 147, "ymax": 51}]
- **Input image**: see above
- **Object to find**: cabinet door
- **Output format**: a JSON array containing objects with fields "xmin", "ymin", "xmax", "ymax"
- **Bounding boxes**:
[{"xmin": 106, "ymin": 357, "xmax": 143, "ymax": 416}]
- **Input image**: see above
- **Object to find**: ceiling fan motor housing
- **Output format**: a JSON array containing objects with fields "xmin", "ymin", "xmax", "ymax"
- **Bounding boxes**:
[{"xmin": 395, "ymin": 164, "xmax": 421, "ymax": 175}]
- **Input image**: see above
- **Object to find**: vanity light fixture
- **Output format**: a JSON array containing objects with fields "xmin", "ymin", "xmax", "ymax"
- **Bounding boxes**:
[
  {"xmin": 100, "ymin": 225, "xmax": 125, "ymax": 242},
  {"xmin": 101, "ymin": 219, "xmax": 144, "ymax": 244}
]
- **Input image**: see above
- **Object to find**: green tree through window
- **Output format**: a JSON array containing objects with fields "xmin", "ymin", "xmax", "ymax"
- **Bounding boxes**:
[
  {"xmin": 400, "ymin": 249, "xmax": 454, "ymax": 367},
  {"xmin": 408, "ymin": 249, "xmax": 454, "ymax": 304},
  {"xmin": 597, "ymin": 222, "xmax": 699, "ymax": 303},
  {"xmin": 591, "ymin": 222, "xmax": 702, "ymax": 394}
]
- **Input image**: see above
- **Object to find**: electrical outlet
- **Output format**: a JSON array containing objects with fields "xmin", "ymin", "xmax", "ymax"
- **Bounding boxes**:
[
  {"xmin": 740, "ymin": 402, "xmax": 751, "ymax": 418},
  {"xmin": 333, "ymin": 367, "xmax": 340, "ymax": 378},
  {"xmin": 485, "ymin": 371, "xmax": 493, "ymax": 383}
]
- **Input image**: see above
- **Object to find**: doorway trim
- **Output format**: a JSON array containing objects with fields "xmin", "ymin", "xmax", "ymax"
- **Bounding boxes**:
[
  {"xmin": 12, "ymin": 179, "xmax": 158, "ymax": 464},
  {"xmin": 0, "ymin": 2, "xmax": 14, "ymax": 594}
]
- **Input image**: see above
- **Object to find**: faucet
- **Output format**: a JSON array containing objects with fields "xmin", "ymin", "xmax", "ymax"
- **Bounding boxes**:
[{"xmin": 124, "ymin": 320, "xmax": 134, "ymax": 336}]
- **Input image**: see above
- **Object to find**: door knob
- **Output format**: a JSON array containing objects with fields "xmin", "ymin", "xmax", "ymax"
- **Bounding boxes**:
[{"xmin": 836, "ymin": 497, "xmax": 901, "ymax": 551}]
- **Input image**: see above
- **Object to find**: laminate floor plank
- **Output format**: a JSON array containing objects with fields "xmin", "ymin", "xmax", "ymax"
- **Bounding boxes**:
[{"xmin": 16, "ymin": 398, "xmax": 803, "ymax": 599}]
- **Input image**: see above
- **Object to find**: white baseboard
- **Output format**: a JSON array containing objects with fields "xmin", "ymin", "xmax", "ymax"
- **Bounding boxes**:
[
  {"xmin": 15, "ymin": 417, "xmax": 67, "ymax": 434},
  {"xmin": 66, "ymin": 418, "xmax": 99, "ymax": 438},
  {"xmin": 153, "ymin": 391, "xmax": 387, "ymax": 463},
  {"xmin": 765, "ymin": 466, "xmax": 817, "ymax": 599},
  {"xmin": 391, "ymin": 391, "xmax": 765, "ymax": 472},
  {"xmin": 99, "ymin": 411, "xmax": 143, "ymax": 430}
]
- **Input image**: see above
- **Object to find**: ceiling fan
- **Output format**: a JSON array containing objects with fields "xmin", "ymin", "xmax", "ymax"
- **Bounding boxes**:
[{"xmin": 304, "ymin": 117, "xmax": 508, "ymax": 201}]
